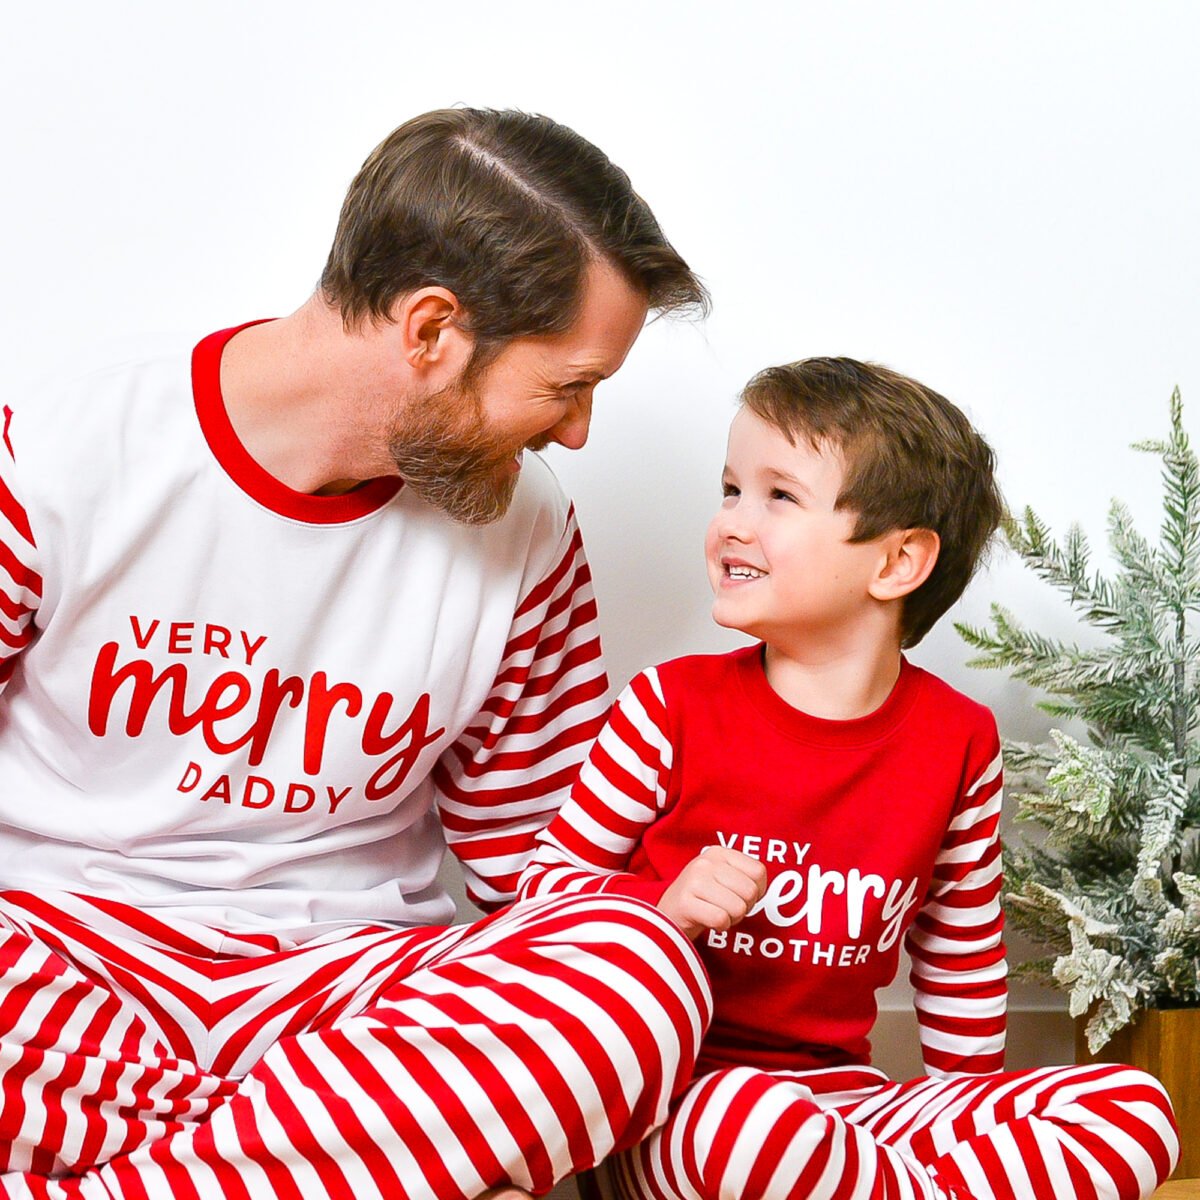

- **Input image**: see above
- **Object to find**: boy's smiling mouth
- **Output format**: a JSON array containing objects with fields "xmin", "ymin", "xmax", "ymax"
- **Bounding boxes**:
[{"xmin": 724, "ymin": 560, "xmax": 768, "ymax": 580}]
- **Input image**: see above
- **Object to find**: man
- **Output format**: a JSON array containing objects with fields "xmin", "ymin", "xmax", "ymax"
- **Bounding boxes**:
[{"xmin": 0, "ymin": 108, "xmax": 710, "ymax": 1199}]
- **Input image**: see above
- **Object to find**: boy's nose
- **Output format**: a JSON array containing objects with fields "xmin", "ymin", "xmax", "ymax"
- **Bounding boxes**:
[{"xmin": 712, "ymin": 503, "xmax": 752, "ymax": 543}]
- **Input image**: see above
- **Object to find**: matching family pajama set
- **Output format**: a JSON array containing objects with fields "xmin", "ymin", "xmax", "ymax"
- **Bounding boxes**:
[
  {"xmin": 0, "ymin": 326, "xmax": 710, "ymax": 1200},
  {"xmin": 519, "ymin": 649, "xmax": 1181, "ymax": 1200}
]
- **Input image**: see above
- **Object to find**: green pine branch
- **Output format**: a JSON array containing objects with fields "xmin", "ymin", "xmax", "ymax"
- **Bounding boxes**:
[{"xmin": 961, "ymin": 389, "xmax": 1200, "ymax": 1046}]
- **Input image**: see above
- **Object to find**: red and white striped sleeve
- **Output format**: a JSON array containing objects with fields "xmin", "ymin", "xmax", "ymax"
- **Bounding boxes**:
[
  {"xmin": 517, "ymin": 666, "xmax": 672, "ymax": 906},
  {"xmin": 431, "ymin": 505, "xmax": 611, "ymax": 910},
  {"xmin": 905, "ymin": 735, "xmax": 1008, "ymax": 1076},
  {"xmin": 0, "ymin": 406, "xmax": 41, "ymax": 692}
]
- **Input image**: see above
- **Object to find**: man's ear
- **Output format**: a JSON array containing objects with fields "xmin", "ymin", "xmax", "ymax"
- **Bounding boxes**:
[
  {"xmin": 869, "ymin": 528, "xmax": 940, "ymax": 602},
  {"xmin": 390, "ymin": 287, "xmax": 474, "ymax": 378}
]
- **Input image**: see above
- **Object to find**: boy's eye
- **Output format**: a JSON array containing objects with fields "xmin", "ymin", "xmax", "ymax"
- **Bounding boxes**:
[
  {"xmin": 721, "ymin": 482, "xmax": 740, "ymax": 498},
  {"xmin": 770, "ymin": 488, "xmax": 797, "ymax": 503}
]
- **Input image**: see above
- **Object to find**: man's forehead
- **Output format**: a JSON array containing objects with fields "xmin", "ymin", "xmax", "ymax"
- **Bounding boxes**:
[
  {"xmin": 565, "ymin": 261, "xmax": 648, "ymax": 352},
  {"xmin": 536, "ymin": 331, "xmax": 634, "ymax": 379}
]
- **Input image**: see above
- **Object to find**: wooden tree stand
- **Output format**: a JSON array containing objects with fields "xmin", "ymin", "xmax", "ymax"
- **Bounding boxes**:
[
  {"xmin": 1076, "ymin": 1007, "xmax": 1200, "ymax": 1179},
  {"xmin": 1153, "ymin": 1182, "xmax": 1200, "ymax": 1198}
]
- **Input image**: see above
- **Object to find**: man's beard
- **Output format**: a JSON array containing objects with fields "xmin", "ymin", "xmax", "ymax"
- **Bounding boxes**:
[{"xmin": 388, "ymin": 377, "xmax": 545, "ymax": 526}]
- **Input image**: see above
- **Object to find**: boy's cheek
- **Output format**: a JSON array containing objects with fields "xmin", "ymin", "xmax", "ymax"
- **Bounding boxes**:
[{"xmin": 703, "ymin": 530, "xmax": 723, "ymax": 593}]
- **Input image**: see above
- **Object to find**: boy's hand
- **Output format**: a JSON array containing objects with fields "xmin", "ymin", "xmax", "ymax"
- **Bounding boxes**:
[{"xmin": 658, "ymin": 847, "xmax": 769, "ymax": 939}]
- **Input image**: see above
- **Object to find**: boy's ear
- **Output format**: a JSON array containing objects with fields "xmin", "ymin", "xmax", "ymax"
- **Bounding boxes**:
[{"xmin": 869, "ymin": 528, "xmax": 940, "ymax": 602}]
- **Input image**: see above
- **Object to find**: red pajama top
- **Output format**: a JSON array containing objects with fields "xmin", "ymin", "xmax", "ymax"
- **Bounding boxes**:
[{"xmin": 519, "ymin": 646, "xmax": 1007, "ymax": 1077}]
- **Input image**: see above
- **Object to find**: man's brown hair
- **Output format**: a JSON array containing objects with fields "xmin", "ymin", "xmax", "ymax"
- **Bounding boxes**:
[
  {"xmin": 320, "ymin": 108, "xmax": 708, "ymax": 365},
  {"xmin": 741, "ymin": 357, "xmax": 1003, "ymax": 647}
]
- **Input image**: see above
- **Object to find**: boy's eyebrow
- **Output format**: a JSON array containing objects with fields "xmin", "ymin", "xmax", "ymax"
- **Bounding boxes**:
[{"xmin": 765, "ymin": 467, "xmax": 816, "ymax": 498}]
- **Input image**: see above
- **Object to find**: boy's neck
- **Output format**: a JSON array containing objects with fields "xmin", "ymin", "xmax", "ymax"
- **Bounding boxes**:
[{"xmin": 762, "ymin": 640, "xmax": 904, "ymax": 721}]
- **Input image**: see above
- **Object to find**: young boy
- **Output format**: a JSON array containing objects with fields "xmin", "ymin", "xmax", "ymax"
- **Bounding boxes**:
[{"xmin": 518, "ymin": 359, "xmax": 1179, "ymax": 1200}]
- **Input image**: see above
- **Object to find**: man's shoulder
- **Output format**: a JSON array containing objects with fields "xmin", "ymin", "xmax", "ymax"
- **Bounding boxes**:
[
  {"xmin": 465, "ymin": 452, "xmax": 579, "ymax": 602},
  {"xmin": 15, "ymin": 334, "xmax": 195, "ymax": 444},
  {"xmin": 496, "ymin": 451, "xmax": 575, "ymax": 556},
  {"xmin": 509, "ymin": 451, "xmax": 571, "ymax": 522},
  {"xmin": 3, "ymin": 335, "xmax": 204, "ymax": 536}
]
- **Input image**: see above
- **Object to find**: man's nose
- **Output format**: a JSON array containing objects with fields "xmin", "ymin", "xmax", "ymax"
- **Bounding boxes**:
[{"xmin": 548, "ymin": 393, "xmax": 593, "ymax": 451}]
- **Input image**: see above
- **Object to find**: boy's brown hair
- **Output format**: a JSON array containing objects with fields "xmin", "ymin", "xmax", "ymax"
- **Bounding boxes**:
[
  {"xmin": 741, "ymin": 357, "xmax": 1003, "ymax": 647},
  {"xmin": 320, "ymin": 108, "xmax": 708, "ymax": 372}
]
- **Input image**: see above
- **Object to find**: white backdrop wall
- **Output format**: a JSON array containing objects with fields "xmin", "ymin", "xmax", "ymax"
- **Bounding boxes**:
[{"xmin": 3, "ymin": 1, "xmax": 1199, "ymax": 1028}]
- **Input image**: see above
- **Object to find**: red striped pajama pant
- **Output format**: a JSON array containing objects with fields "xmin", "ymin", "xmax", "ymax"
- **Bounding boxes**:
[
  {"xmin": 0, "ymin": 890, "xmax": 710, "ymax": 1200},
  {"xmin": 610, "ymin": 1061, "xmax": 1179, "ymax": 1200}
]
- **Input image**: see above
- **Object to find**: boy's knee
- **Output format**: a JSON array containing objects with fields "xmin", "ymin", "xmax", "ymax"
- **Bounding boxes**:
[
  {"xmin": 1048, "ymin": 1062, "xmax": 1180, "ymax": 1164},
  {"xmin": 1071, "ymin": 1062, "xmax": 1176, "ymax": 1112},
  {"xmin": 1097, "ymin": 1063, "xmax": 1180, "ymax": 1138},
  {"xmin": 677, "ymin": 1070, "xmax": 829, "ymax": 1200}
]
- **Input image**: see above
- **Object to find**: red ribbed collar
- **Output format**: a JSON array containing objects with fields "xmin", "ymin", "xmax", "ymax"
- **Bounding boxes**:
[
  {"xmin": 733, "ymin": 644, "xmax": 923, "ymax": 748},
  {"xmin": 192, "ymin": 322, "xmax": 403, "ymax": 525}
]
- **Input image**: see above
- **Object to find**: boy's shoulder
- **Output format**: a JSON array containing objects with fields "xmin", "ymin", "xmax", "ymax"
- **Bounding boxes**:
[
  {"xmin": 905, "ymin": 663, "xmax": 1001, "ymax": 766},
  {"xmin": 908, "ymin": 662, "xmax": 996, "ymax": 725},
  {"xmin": 638, "ymin": 644, "xmax": 759, "ymax": 693}
]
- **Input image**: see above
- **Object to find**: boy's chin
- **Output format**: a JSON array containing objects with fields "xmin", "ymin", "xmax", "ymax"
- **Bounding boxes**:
[{"xmin": 710, "ymin": 605, "xmax": 758, "ymax": 639}]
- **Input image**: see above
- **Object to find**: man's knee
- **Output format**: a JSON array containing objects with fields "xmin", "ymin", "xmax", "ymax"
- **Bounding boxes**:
[
  {"xmin": 500, "ymin": 892, "xmax": 710, "ymax": 1018},
  {"xmin": 487, "ymin": 894, "xmax": 713, "ymax": 1139}
]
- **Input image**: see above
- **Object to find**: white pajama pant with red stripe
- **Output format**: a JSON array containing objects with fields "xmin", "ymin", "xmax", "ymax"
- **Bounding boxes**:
[
  {"xmin": 610, "ymin": 1061, "xmax": 1179, "ymax": 1200},
  {"xmin": 0, "ymin": 890, "xmax": 710, "ymax": 1200}
]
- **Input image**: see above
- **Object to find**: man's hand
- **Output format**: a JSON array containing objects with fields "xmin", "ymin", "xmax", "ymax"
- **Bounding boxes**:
[{"xmin": 658, "ymin": 847, "xmax": 769, "ymax": 939}]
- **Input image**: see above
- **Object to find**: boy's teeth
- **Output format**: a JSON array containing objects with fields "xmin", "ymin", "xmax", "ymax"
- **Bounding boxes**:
[{"xmin": 728, "ymin": 566, "xmax": 766, "ymax": 579}]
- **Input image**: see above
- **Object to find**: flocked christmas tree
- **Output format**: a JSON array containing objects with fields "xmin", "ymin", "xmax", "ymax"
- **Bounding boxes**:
[{"xmin": 957, "ymin": 388, "xmax": 1200, "ymax": 1052}]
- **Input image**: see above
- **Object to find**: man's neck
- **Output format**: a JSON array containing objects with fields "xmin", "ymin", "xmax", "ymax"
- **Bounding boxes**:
[
  {"xmin": 217, "ymin": 299, "xmax": 400, "ymax": 495},
  {"xmin": 762, "ymin": 635, "xmax": 904, "ymax": 721}
]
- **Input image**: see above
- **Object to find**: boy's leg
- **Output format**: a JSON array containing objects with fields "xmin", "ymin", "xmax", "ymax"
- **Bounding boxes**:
[
  {"xmin": 611, "ymin": 1066, "xmax": 948, "ymax": 1200},
  {"xmin": 859, "ymin": 1064, "xmax": 1179, "ymax": 1200},
  {"xmin": 5, "ymin": 894, "xmax": 710, "ymax": 1200},
  {"xmin": 610, "ymin": 1063, "xmax": 1179, "ymax": 1200}
]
